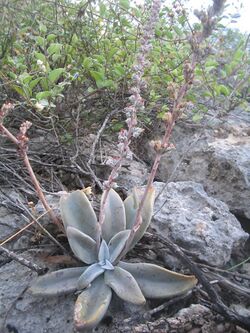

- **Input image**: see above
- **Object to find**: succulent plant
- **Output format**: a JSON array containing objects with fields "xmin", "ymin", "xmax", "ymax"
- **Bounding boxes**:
[{"xmin": 30, "ymin": 187, "xmax": 197, "ymax": 331}]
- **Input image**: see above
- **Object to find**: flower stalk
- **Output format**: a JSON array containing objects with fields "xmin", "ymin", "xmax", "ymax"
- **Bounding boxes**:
[
  {"xmin": 117, "ymin": 0, "xmax": 227, "ymax": 255},
  {"xmin": 0, "ymin": 103, "xmax": 63, "ymax": 232},
  {"xmin": 97, "ymin": 0, "xmax": 161, "ymax": 247}
]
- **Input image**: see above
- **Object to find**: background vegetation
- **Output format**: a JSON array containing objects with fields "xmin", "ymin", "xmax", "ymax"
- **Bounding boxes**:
[{"xmin": 0, "ymin": 0, "xmax": 249, "ymax": 192}]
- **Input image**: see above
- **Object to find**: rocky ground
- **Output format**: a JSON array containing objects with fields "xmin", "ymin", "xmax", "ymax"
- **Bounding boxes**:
[{"xmin": 0, "ymin": 106, "xmax": 250, "ymax": 333}]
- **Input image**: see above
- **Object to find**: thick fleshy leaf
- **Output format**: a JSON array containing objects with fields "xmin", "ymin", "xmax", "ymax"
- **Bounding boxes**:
[
  {"xmin": 67, "ymin": 227, "xmax": 97, "ymax": 264},
  {"xmin": 60, "ymin": 190, "xmax": 98, "ymax": 240},
  {"xmin": 124, "ymin": 187, "xmax": 155, "ymax": 249},
  {"xmin": 78, "ymin": 263, "xmax": 104, "ymax": 289},
  {"xmin": 98, "ymin": 239, "xmax": 110, "ymax": 262},
  {"xmin": 101, "ymin": 260, "xmax": 114, "ymax": 270},
  {"xmin": 29, "ymin": 267, "xmax": 86, "ymax": 296},
  {"xmin": 119, "ymin": 262, "xmax": 197, "ymax": 298},
  {"xmin": 105, "ymin": 266, "xmax": 145, "ymax": 305},
  {"xmin": 74, "ymin": 277, "xmax": 112, "ymax": 331},
  {"xmin": 108, "ymin": 229, "xmax": 131, "ymax": 263},
  {"xmin": 101, "ymin": 189, "xmax": 126, "ymax": 242},
  {"xmin": 124, "ymin": 188, "xmax": 139, "ymax": 229}
]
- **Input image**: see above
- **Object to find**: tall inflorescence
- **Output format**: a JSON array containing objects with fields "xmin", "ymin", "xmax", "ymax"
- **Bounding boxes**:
[
  {"xmin": 123, "ymin": 0, "xmax": 228, "ymax": 240},
  {"xmin": 194, "ymin": 0, "xmax": 226, "ymax": 40},
  {"xmin": 98, "ymin": 0, "xmax": 161, "ymax": 234},
  {"xmin": 0, "ymin": 102, "xmax": 14, "ymax": 124}
]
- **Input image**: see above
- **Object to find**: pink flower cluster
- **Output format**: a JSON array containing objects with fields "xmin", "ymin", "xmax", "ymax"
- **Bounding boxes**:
[{"xmin": 118, "ymin": 0, "xmax": 161, "ymax": 154}]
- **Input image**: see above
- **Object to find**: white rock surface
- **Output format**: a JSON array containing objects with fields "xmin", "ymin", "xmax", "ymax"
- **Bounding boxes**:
[
  {"xmin": 146, "ymin": 107, "xmax": 250, "ymax": 219},
  {"xmin": 152, "ymin": 181, "xmax": 248, "ymax": 267}
]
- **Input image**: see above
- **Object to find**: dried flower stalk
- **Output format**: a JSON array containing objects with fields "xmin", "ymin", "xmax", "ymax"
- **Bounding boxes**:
[
  {"xmin": 0, "ymin": 103, "xmax": 63, "ymax": 232},
  {"xmin": 120, "ymin": 0, "xmax": 227, "ymax": 254},
  {"xmin": 97, "ymin": 0, "xmax": 161, "ymax": 246}
]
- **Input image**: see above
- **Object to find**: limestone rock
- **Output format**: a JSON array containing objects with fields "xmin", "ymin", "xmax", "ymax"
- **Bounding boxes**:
[
  {"xmin": 0, "ymin": 190, "xmax": 27, "ymax": 241},
  {"xmin": 78, "ymin": 134, "xmax": 149, "ymax": 190},
  {"xmin": 0, "ymin": 253, "xmax": 75, "ymax": 333},
  {"xmin": 146, "ymin": 107, "xmax": 250, "ymax": 219},
  {"xmin": 152, "ymin": 181, "xmax": 248, "ymax": 267},
  {"xmin": 0, "ymin": 252, "xmax": 147, "ymax": 333}
]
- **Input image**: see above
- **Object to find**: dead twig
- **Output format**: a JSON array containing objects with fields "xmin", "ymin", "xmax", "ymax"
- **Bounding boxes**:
[
  {"xmin": 123, "ymin": 289, "xmax": 193, "ymax": 324},
  {"xmin": 88, "ymin": 109, "xmax": 120, "ymax": 165},
  {"xmin": 149, "ymin": 232, "xmax": 250, "ymax": 331},
  {"xmin": 205, "ymin": 271, "xmax": 250, "ymax": 299},
  {"xmin": 0, "ymin": 208, "xmax": 69, "ymax": 255},
  {"xmin": 0, "ymin": 103, "xmax": 64, "ymax": 232},
  {"xmin": 21, "ymin": 212, "xmax": 69, "ymax": 255},
  {"xmin": 198, "ymin": 263, "xmax": 250, "ymax": 282},
  {"xmin": 0, "ymin": 220, "xmax": 35, "ymax": 246},
  {"xmin": 0, "ymin": 245, "xmax": 45, "ymax": 274},
  {"xmin": 154, "ymin": 132, "xmax": 203, "ymax": 215}
]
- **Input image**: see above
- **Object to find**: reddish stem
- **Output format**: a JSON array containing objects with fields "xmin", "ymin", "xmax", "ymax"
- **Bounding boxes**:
[
  {"xmin": 0, "ymin": 122, "xmax": 64, "ymax": 233},
  {"xmin": 22, "ymin": 152, "xmax": 63, "ymax": 231},
  {"xmin": 0, "ymin": 124, "xmax": 19, "ymax": 145},
  {"xmin": 121, "ymin": 117, "xmax": 176, "ymax": 257}
]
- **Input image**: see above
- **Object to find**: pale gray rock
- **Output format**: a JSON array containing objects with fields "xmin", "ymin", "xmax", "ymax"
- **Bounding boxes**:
[
  {"xmin": 35, "ymin": 192, "xmax": 63, "ymax": 225},
  {"xmin": 0, "ymin": 206, "xmax": 23, "ymax": 240},
  {"xmin": 99, "ymin": 139, "xmax": 149, "ymax": 190},
  {"xmin": 78, "ymin": 134, "xmax": 149, "ymax": 190},
  {"xmin": 0, "ymin": 251, "xmax": 147, "ymax": 333},
  {"xmin": 116, "ymin": 159, "xmax": 149, "ymax": 190},
  {"xmin": 0, "ymin": 253, "xmax": 75, "ymax": 333},
  {"xmin": 0, "ymin": 190, "xmax": 27, "ymax": 241},
  {"xmin": 146, "ymin": 107, "xmax": 250, "ymax": 219},
  {"xmin": 230, "ymin": 304, "xmax": 250, "ymax": 318},
  {"xmin": 152, "ymin": 181, "xmax": 248, "ymax": 267}
]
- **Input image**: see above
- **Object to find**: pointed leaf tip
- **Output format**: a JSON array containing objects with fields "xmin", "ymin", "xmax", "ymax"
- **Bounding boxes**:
[
  {"xmin": 98, "ymin": 239, "xmax": 110, "ymax": 261},
  {"xmin": 78, "ymin": 263, "xmax": 104, "ymax": 289}
]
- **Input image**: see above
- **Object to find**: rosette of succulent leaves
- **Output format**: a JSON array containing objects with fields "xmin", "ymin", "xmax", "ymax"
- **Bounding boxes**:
[{"xmin": 30, "ymin": 187, "xmax": 197, "ymax": 331}]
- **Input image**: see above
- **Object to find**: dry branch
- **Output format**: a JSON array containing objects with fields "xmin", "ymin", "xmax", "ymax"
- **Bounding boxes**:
[
  {"xmin": 0, "ymin": 245, "xmax": 45, "ymax": 274},
  {"xmin": 0, "ymin": 103, "xmax": 64, "ymax": 232},
  {"xmin": 148, "ymin": 233, "xmax": 250, "ymax": 331}
]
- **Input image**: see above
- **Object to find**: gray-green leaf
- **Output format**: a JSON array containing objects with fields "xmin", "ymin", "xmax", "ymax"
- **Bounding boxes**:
[
  {"xmin": 108, "ymin": 229, "xmax": 131, "ymax": 263},
  {"xmin": 124, "ymin": 189, "xmax": 138, "ymax": 229},
  {"xmin": 101, "ymin": 189, "xmax": 126, "ymax": 242},
  {"xmin": 67, "ymin": 227, "xmax": 97, "ymax": 264},
  {"xmin": 98, "ymin": 239, "xmax": 110, "ymax": 261},
  {"xmin": 124, "ymin": 186, "xmax": 155, "ymax": 249},
  {"xmin": 74, "ymin": 277, "xmax": 112, "ymax": 331},
  {"xmin": 119, "ymin": 261, "xmax": 197, "ymax": 298},
  {"xmin": 60, "ymin": 190, "xmax": 98, "ymax": 240},
  {"xmin": 29, "ymin": 267, "xmax": 85, "ymax": 296},
  {"xmin": 78, "ymin": 263, "xmax": 104, "ymax": 289},
  {"xmin": 105, "ymin": 266, "xmax": 145, "ymax": 305}
]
